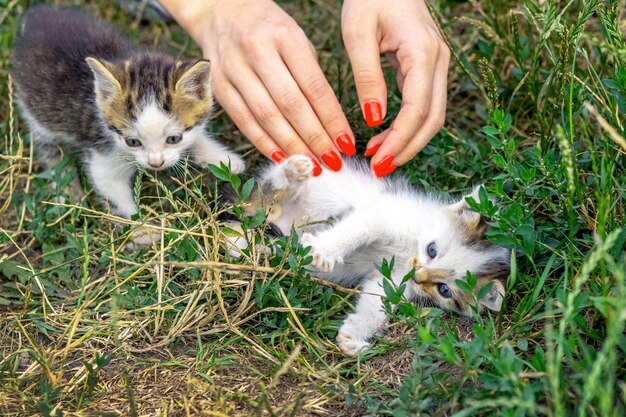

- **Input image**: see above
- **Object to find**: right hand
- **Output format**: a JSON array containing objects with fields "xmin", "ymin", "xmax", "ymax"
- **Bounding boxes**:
[{"xmin": 182, "ymin": 0, "xmax": 356, "ymax": 174}]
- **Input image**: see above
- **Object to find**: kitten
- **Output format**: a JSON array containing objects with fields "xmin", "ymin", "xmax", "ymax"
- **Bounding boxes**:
[
  {"xmin": 11, "ymin": 6, "xmax": 245, "ymax": 219},
  {"xmin": 230, "ymin": 155, "xmax": 510, "ymax": 356}
]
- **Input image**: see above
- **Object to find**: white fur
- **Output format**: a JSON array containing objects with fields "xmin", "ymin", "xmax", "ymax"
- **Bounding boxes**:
[
  {"xmin": 254, "ymin": 156, "xmax": 509, "ymax": 355},
  {"xmin": 86, "ymin": 149, "xmax": 137, "ymax": 218},
  {"xmin": 118, "ymin": 100, "xmax": 245, "ymax": 173},
  {"xmin": 124, "ymin": 101, "xmax": 184, "ymax": 169}
]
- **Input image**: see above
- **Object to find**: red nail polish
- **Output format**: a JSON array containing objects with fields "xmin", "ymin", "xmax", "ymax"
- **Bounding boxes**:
[
  {"xmin": 336, "ymin": 134, "xmax": 356, "ymax": 157},
  {"xmin": 374, "ymin": 162, "xmax": 397, "ymax": 178},
  {"xmin": 311, "ymin": 158, "xmax": 322, "ymax": 176},
  {"xmin": 364, "ymin": 101, "xmax": 383, "ymax": 127},
  {"xmin": 364, "ymin": 144, "xmax": 381, "ymax": 157},
  {"xmin": 321, "ymin": 150, "xmax": 342, "ymax": 172},
  {"xmin": 372, "ymin": 155, "xmax": 395, "ymax": 177},
  {"xmin": 271, "ymin": 150, "xmax": 286, "ymax": 163}
]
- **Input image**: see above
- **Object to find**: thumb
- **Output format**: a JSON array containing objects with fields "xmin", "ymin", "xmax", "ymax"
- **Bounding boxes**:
[{"xmin": 342, "ymin": 21, "xmax": 387, "ymax": 127}]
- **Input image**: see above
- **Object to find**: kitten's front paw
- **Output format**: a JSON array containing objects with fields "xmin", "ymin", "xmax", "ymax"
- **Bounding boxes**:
[
  {"xmin": 226, "ymin": 154, "xmax": 246, "ymax": 175},
  {"xmin": 196, "ymin": 153, "xmax": 246, "ymax": 175},
  {"xmin": 300, "ymin": 232, "xmax": 343, "ymax": 273},
  {"xmin": 125, "ymin": 226, "xmax": 162, "ymax": 250},
  {"xmin": 337, "ymin": 317, "xmax": 371, "ymax": 356},
  {"xmin": 51, "ymin": 178, "xmax": 84, "ymax": 205},
  {"xmin": 283, "ymin": 155, "xmax": 314, "ymax": 184}
]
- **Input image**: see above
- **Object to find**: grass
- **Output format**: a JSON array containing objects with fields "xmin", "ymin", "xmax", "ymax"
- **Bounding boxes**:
[{"xmin": 1, "ymin": 0, "xmax": 625, "ymax": 415}]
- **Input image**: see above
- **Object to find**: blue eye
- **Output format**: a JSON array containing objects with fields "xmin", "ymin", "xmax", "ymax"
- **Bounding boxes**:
[
  {"xmin": 427, "ymin": 241, "xmax": 437, "ymax": 258},
  {"xmin": 166, "ymin": 134, "xmax": 182, "ymax": 144},
  {"xmin": 437, "ymin": 283, "xmax": 452, "ymax": 298},
  {"xmin": 125, "ymin": 137, "xmax": 142, "ymax": 147}
]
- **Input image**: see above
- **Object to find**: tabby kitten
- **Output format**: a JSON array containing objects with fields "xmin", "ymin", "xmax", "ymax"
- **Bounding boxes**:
[
  {"xmin": 229, "ymin": 155, "xmax": 511, "ymax": 355},
  {"xmin": 12, "ymin": 6, "xmax": 245, "ymax": 218}
]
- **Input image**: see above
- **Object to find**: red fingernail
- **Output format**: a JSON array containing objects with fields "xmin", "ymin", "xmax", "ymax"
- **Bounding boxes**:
[
  {"xmin": 321, "ymin": 150, "xmax": 342, "ymax": 172},
  {"xmin": 372, "ymin": 155, "xmax": 396, "ymax": 177},
  {"xmin": 271, "ymin": 151, "xmax": 286, "ymax": 163},
  {"xmin": 336, "ymin": 133, "xmax": 356, "ymax": 157},
  {"xmin": 364, "ymin": 144, "xmax": 381, "ymax": 157},
  {"xmin": 364, "ymin": 101, "xmax": 383, "ymax": 127},
  {"xmin": 374, "ymin": 162, "xmax": 397, "ymax": 178},
  {"xmin": 311, "ymin": 158, "xmax": 322, "ymax": 176}
]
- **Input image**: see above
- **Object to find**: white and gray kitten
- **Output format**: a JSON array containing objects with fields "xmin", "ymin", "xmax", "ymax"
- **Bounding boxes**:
[
  {"xmin": 12, "ymin": 6, "xmax": 244, "ymax": 218},
  {"xmin": 229, "ymin": 155, "xmax": 510, "ymax": 356}
]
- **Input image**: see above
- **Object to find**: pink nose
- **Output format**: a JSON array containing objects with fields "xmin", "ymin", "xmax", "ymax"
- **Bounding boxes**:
[{"xmin": 149, "ymin": 160, "xmax": 164, "ymax": 168}]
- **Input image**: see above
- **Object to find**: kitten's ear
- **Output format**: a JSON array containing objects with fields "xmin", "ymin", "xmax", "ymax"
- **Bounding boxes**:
[
  {"xmin": 175, "ymin": 60, "xmax": 212, "ymax": 101},
  {"xmin": 85, "ymin": 57, "xmax": 121, "ymax": 103},
  {"xmin": 478, "ymin": 280, "xmax": 505, "ymax": 312},
  {"xmin": 447, "ymin": 185, "xmax": 484, "ymax": 227}
]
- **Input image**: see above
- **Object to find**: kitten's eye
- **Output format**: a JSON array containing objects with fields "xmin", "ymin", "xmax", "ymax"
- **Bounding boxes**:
[
  {"xmin": 426, "ymin": 241, "xmax": 437, "ymax": 259},
  {"xmin": 166, "ymin": 134, "xmax": 182, "ymax": 145},
  {"xmin": 437, "ymin": 283, "xmax": 452, "ymax": 298},
  {"xmin": 125, "ymin": 137, "xmax": 142, "ymax": 148}
]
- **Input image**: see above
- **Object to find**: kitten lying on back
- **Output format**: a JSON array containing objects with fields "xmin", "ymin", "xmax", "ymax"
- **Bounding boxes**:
[
  {"xmin": 229, "ymin": 155, "xmax": 510, "ymax": 355},
  {"xmin": 12, "ymin": 6, "xmax": 244, "ymax": 219}
]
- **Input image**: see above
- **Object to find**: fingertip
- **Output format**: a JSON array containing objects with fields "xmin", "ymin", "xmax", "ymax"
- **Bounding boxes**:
[
  {"xmin": 364, "ymin": 144, "xmax": 381, "ymax": 157},
  {"xmin": 369, "ymin": 140, "xmax": 395, "ymax": 166},
  {"xmin": 372, "ymin": 155, "xmax": 397, "ymax": 178},
  {"xmin": 374, "ymin": 163, "xmax": 397, "ymax": 178},
  {"xmin": 336, "ymin": 133, "xmax": 356, "ymax": 157},
  {"xmin": 311, "ymin": 158, "xmax": 322, "ymax": 176},
  {"xmin": 271, "ymin": 150, "xmax": 286, "ymax": 163},
  {"xmin": 364, "ymin": 100, "xmax": 384, "ymax": 127},
  {"xmin": 321, "ymin": 150, "xmax": 343, "ymax": 172}
]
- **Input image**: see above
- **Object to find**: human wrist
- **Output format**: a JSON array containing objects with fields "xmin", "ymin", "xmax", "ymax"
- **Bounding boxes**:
[{"xmin": 158, "ymin": 0, "xmax": 219, "ymax": 50}]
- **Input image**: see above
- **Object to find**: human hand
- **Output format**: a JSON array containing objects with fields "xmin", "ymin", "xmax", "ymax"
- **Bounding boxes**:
[
  {"xmin": 163, "ymin": 0, "xmax": 356, "ymax": 175},
  {"xmin": 342, "ymin": 0, "xmax": 450, "ymax": 177}
]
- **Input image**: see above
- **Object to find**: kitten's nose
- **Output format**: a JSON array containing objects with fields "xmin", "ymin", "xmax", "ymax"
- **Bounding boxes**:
[{"xmin": 148, "ymin": 153, "xmax": 165, "ymax": 168}]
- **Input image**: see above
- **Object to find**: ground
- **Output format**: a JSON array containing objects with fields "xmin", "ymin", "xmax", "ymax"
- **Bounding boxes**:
[{"xmin": 1, "ymin": 0, "xmax": 625, "ymax": 416}]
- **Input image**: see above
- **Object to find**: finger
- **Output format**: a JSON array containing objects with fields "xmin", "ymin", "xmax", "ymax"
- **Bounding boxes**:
[
  {"xmin": 213, "ymin": 77, "xmax": 285, "ymax": 162},
  {"xmin": 369, "ymin": 44, "xmax": 439, "ymax": 167},
  {"xmin": 364, "ymin": 130, "xmax": 390, "ymax": 157},
  {"xmin": 343, "ymin": 18, "xmax": 387, "ymax": 127},
  {"xmin": 278, "ymin": 39, "xmax": 357, "ymax": 157},
  {"xmin": 393, "ymin": 49, "xmax": 449, "ymax": 165},
  {"xmin": 253, "ymin": 50, "xmax": 346, "ymax": 170},
  {"xmin": 215, "ymin": 73, "xmax": 323, "ymax": 175},
  {"xmin": 224, "ymin": 63, "xmax": 312, "ymax": 156}
]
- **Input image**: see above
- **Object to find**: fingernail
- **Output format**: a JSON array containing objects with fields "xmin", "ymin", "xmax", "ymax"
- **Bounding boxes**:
[
  {"xmin": 364, "ymin": 101, "xmax": 383, "ymax": 127},
  {"xmin": 271, "ymin": 151, "xmax": 286, "ymax": 163},
  {"xmin": 336, "ymin": 133, "xmax": 356, "ymax": 157},
  {"xmin": 364, "ymin": 144, "xmax": 381, "ymax": 157},
  {"xmin": 373, "ymin": 155, "xmax": 396, "ymax": 177},
  {"xmin": 374, "ymin": 162, "xmax": 397, "ymax": 178},
  {"xmin": 311, "ymin": 158, "xmax": 322, "ymax": 176},
  {"xmin": 321, "ymin": 150, "xmax": 342, "ymax": 172}
]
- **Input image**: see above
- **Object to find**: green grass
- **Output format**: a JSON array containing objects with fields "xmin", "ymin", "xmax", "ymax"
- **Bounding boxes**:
[{"xmin": 1, "ymin": 0, "xmax": 625, "ymax": 416}]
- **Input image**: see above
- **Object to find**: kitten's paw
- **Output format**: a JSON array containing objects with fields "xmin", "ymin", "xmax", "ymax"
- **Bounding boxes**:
[
  {"xmin": 225, "ymin": 235, "xmax": 248, "ymax": 258},
  {"xmin": 51, "ymin": 178, "xmax": 83, "ymax": 205},
  {"xmin": 283, "ymin": 155, "xmax": 314, "ymax": 184},
  {"xmin": 336, "ymin": 328, "xmax": 371, "ymax": 356},
  {"xmin": 337, "ymin": 314, "xmax": 373, "ymax": 356},
  {"xmin": 226, "ymin": 154, "xmax": 246, "ymax": 175},
  {"xmin": 301, "ymin": 233, "xmax": 343, "ymax": 273},
  {"xmin": 125, "ymin": 227, "xmax": 162, "ymax": 250},
  {"xmin": 196, "ymin": 153, "xmax": 246, "ymax": 175}
]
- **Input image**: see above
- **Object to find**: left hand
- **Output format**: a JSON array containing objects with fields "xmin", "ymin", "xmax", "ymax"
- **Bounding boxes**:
[{"xmin": 341, "ymin": 0, "xmax": 450, "ymax": 176}]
